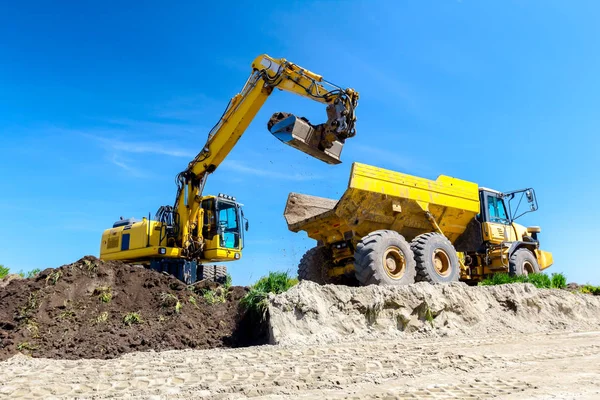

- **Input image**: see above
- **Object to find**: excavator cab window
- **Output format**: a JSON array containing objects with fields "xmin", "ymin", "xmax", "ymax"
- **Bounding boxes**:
[
  {"xmin": 202, "ymin": 198, "xmax": 217, "ymax": 239},
  {"xmin": 216, "ymin": 200, "xmax": 240, "ymax": 249}
]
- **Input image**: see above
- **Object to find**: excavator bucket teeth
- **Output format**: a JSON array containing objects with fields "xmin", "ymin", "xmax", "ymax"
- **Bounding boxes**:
[{"xmin": 268, "ymin": 114, "xmax": 343, "ymax": 165}]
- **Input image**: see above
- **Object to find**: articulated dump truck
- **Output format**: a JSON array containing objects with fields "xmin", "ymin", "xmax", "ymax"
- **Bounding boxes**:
[{"xmin": 284, "ymin": 162, "xmax": 553, "ymax": 286}]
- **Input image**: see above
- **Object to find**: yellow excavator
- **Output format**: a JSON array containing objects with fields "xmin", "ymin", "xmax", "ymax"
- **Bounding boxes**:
[{"xmin": 99, "ymin": 54, "xmax": 359, "ymax": 284}]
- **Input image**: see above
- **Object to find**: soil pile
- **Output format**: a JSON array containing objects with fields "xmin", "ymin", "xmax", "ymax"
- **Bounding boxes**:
[
  {"xmin": 0, "ymin": 256, "xmax": 258, "ymax": 361},
  {"xmin": 268, "ymin": 281, "xmax": 600, "ymax": 345}
]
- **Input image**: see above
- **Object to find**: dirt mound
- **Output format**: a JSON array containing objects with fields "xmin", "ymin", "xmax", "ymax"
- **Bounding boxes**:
[
  {"xmin": 268, "ymin": 281, "xmax": 600, "ymax": 346},
  {"xmin": 0, "ymin": 256, "xmax": 260, "ymax": 361}
]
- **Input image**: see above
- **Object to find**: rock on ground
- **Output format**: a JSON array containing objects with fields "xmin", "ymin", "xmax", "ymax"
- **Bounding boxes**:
[{"xmin": 268, "ymin": 281, "xmax": 600, "ymax": 345}]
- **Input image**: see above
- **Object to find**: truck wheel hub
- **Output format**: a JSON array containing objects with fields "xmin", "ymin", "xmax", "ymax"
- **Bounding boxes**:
[
  {"xmin": 383, "ymin": 247, "xmax": 406, "ymax": 279},
  {"xmin": 523, "ymin": 261, "xmax": 534, "ymax": 275},
  {"xmin": 433, "ymin": 249, "xmax": 451, "ymax": 277}
]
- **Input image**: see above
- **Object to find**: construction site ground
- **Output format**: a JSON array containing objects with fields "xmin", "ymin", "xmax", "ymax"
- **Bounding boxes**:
[
  {"xmin": 2, "ymin": 258, "xmax": 600, "ymax": 399},
  {"xmin": 1, "ymin": 330, "xmax": 599, "ymax": 399}
]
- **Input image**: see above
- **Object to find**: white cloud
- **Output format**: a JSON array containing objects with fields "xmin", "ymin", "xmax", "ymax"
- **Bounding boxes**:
[
  {"xmin": 84, "ymin": 133, "xmax": 196, "ymax": 158},
  {"xmin": 110, "ymin": 139, "xmax": 195, "ymax": 158},
  {"xmin": 220, "ymin": 160, "xmax": 323, "ymax": 181},
  {"xmin": 109, "ymin": 154, "xmax": 148, "ymax": 178}
]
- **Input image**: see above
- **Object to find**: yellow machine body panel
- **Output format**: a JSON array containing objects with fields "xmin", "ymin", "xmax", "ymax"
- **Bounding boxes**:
[
  {"xmin": 100, "ymin": 219, "xmax": 170, "ymax": 261},
  {"xmin": 100, "ymin": 212, "xmax": 242, "ymax": 264},
  {"xmin": 535, "ymin": 249, "xmax": 554, "ymax": 270},
  {"xmin": 286, "ymin": 162, "xmax": 480, "ymax": 245}
]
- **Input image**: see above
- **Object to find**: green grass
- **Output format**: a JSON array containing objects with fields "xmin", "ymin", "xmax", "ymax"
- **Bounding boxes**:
[
  {"xmin": 17, "ymin": 341, "xmax": 37, "ymax": 351},
  {"xmin": 160, "ymin": 292, "xmax": 177, "ymax": 306},
  {"xmin": 82, "ymin": 258, "xmax": 98, "ymax": 274},
  {"xmin": 0, "ymin": 264, "xmax": 8, "ymax": 279},
  {"xmin": 94, "ymin": 286, "xmax": 113, "ymax": 303},
  {"xmin": 580, "ymin": 285, "xmax": 600, "ymax": 295},
  {"xmin": 551, "ymin": 272, "xmax": 567, "ymax": 289},
  {"xmin": 25, "ymin": 321, "xmax": 40, "ymax": 338},
  {"xmin": 202, "ymin": 289, "xmax": 226, "ymax": 305},
  {"xmin": 59, "ymin": 310, "xmax": 76, "ymax": 319},
  {"xmin": 159, "ymin": 292, "xmax": 183, "ymax": 313},
  {"xmin": 223, "ymin": 273, "xmax": 233, "ymax": 290},
  {"xmin": 18, "ymin": 269, "xmax": 41, "ymax": 278},
  {"xmin": 200, "ymin": 273, "xmax": 234, "ymax": 305},
  {"xmin": 123, "ymin": 312, "xmax": 142, "ymax": 326},
  {"xmin": 240, "ymin": 271, "xmax": 299, "ymax": 319},
  {"xmin": 1, "ymin": 265, "xmax": 41, "ymax": 279},
  {"xmin": 95, "ymin": 311, "xmax": 109, "ymax": 324},
  {"xmin": 45, "ymin": 270, "xmax": 62, "ymax": 285},
  {"xmin": 479, "ymin": 272, "xmax": 567, "ymax": 289},
  {"xmin": 0, "ymin": 265, "xmax": 41, "ymax": 279},
  {"xmin": 17, "ymin": 292, "xmax": 40, "ymax": 322}
]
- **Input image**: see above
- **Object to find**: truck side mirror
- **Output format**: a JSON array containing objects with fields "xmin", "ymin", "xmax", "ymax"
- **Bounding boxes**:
[
  {"xmin": 245, "ymin": 221, "xmax": 249, "ymax": 231},
  {"xmin": 526, "ymin": 190, "xmax": 533, "ymax": 203},
  {"xmin": 526, "ymin": 190, "xmax": 538, "ymax": 211}
]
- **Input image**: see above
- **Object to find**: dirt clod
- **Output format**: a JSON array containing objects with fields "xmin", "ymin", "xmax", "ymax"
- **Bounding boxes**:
[{"xmin": 0, "ymin": 256, "xmax": 262, "ymax": 361}]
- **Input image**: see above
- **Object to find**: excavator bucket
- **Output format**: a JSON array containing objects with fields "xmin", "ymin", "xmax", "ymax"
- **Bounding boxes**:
[{"xmin": 268, "ymin": 114, "xmax": 344, "ymax": 165}]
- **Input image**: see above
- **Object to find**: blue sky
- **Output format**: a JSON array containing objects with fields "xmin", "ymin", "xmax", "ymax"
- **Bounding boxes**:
[{"xmin": 1, "ymin": 1, "xmax": 598, "ymax": 285}]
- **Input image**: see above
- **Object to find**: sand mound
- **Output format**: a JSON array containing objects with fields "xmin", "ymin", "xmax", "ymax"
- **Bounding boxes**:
[
  {"xmin": 268, "ymin": 281, "xmax": 600, "ymax": 345},
  {"xmin": 0, "ymin": 256, "xmax": 260, "ymax": 361}
]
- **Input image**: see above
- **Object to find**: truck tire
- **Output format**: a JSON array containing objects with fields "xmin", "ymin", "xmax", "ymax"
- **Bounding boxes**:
[
  {"xmin": 411, "ymin": 232, "xmax": 460, "ymax": 284},
  {"xmin": 509, "ymin": 249, "xmax": 540, "ymax": 276},
  {"xmin": 214, "ymin": 265, "xmax": 228, "ymax": 284},
  {"xmin": 298, "ymin": 247, "xmax": 332, "ymax": 285},
  {"xmin": 197, "ymin": 265, "xmax": 215, "ymax": 281},
  {"xmin": 354, "ymin": 230, "xmax": 416, "ymax": 286}
]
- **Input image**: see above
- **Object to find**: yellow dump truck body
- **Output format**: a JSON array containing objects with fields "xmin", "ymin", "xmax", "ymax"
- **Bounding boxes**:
[{"xmin": 285, "ymin": 162, "xmax": 480, "ymax": 246}]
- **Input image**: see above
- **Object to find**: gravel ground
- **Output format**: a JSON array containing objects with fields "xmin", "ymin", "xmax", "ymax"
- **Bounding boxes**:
[{"xmin": 1, "ymin": 329, "xmax": 600, "ymax": 399}]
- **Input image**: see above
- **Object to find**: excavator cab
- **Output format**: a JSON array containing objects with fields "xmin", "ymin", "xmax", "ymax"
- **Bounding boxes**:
[{"xmin": 201, "ymin": 194, "xmax": 246, "ymax": 261}]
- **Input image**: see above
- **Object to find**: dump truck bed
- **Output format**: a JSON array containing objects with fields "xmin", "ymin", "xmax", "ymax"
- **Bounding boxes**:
[{"xmin": 284, "ymin": 162, "xmax": 480, "ymax": 245}]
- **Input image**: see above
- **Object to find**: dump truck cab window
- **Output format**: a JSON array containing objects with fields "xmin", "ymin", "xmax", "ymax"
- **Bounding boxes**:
[
  {"xmin": 487, "ymin": 195, "xmax": 509, "ymax": 224},
  {"xmin": 217, "ymin": 200, "xmax": 240, "ymax": 249}
]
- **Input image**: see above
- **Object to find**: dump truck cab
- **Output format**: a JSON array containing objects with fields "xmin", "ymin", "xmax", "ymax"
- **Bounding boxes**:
[
  {"xmin": 285, "ymin": 162, "xmax": 553, "ymax": 286},
  {"xmin": 479, "ymin": 187, "xmax": 542, "ymax": 245},
  {"xmin": 457, "ymin": 187, "xmax": 553, "ymax": 281}
]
